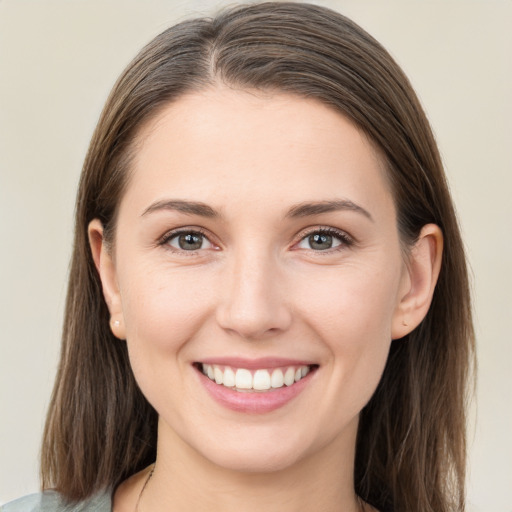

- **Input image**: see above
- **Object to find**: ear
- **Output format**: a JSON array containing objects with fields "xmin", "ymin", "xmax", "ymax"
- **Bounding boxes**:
[
  {"xmin": 391, "ymin": 224, "xmax": 443, "ymax": 340},
  {"xmin": 88, "ymin": 219, "xmax": 126, "ymax": 340}
]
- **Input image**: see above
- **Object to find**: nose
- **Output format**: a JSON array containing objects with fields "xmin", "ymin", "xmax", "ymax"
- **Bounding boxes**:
[{"xmin": 215, "ymin": 250, "xmax": 292, "ymax": 340}]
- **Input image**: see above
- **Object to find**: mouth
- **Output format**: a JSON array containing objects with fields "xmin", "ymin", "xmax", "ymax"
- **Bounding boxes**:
[
  {"xmin": 195, "ymin": 362, "xmax": 318, "ymax": 392},
  {"xmin": 193, "ymin": 357, "xmax": 319, "ymax": 413}
]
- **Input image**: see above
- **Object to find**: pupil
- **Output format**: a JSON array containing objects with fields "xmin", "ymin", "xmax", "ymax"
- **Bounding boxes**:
[
  {"xmin": 310, "ymin": 233, "xmax": 332, "ymax": 250},
  {"xmin": 179, "ymin": 233, "xmax": 202, "ymax": 250}
]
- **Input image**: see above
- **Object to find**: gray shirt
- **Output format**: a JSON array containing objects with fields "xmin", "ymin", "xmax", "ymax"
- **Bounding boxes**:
[{"xmin": 0, "ymin": 491, "xmax": 111, "ymax": 512}]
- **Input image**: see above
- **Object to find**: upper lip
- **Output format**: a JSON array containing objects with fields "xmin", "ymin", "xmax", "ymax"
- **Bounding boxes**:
[{"xmin": 197, "ymin": 357, "xmax": 317, "ymax": 369}]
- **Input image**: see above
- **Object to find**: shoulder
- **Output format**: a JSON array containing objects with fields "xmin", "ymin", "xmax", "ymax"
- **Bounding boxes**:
[{"xmin": 1, "ymin": 490, "xmax": 112, "ymax": 512}]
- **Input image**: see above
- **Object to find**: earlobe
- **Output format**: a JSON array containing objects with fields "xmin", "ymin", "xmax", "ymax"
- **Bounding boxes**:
[
  {"xmin": 391, "ymin": 224, "xmax": 443, "ymax": 340},
  {"xmin": 88, "ymin": 219, "xmax": 126, "ymax": 340}
]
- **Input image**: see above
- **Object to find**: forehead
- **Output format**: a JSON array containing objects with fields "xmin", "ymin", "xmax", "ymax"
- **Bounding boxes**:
[{"xmin": 123, "ymin": 87, "xmax": 393, "ymax": 218}]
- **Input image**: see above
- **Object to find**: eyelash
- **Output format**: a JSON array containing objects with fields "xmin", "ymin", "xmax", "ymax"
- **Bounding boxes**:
[
  {"xmin": 157, "ymin": 226, "xmax": 354, "ymax": 255},
  {"xmin": 157, "ymin": 227, "xmax": 214, "ymax": 255},
  {"xmin": 295, "ymin": 226, "xmax": 354, "ymax": 253}
]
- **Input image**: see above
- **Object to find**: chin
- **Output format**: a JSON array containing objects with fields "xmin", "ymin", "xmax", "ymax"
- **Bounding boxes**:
[
  {"xmin": 185, "ymin": 422, "xmax": 329, "ymax": 475},
  {"xmin": 204, "ymin": 444, "xmax": 306, "ymax": 474}
]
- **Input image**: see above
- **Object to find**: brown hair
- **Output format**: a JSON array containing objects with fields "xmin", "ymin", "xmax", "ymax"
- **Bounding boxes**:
[{"xmin": 41, "ymin": 3, "xmax": 474, "ymax": 511}]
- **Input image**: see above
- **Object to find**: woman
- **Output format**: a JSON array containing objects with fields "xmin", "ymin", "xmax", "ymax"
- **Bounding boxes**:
[{"xmin": 2, "ymin": 2, "xmax": 474, "ymax": 511}]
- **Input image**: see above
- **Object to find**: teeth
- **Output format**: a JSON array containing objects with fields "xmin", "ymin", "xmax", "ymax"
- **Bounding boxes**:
[
  {"xmin": 214, "ymin": 367, "xmax": 223, "ymax": 385},
  {"xmin": 235, "ymin": 369, "xmax": 252, "ymax": 389},
  {"xmin": 223, "ymin": 367, "xmax": 235, "ymax": 387},
  {"xmin": 253, "ymin": 369, "xmax": 271, "ymax": 390},
  {"xmin": 201, "ymin": 363, "xmax": 312, "ymax": 392},
  {"xmin": 284, "ymin": 367, "xmax": 295, "ymax": 386},
  {"xmin": 271, "ymin": 369, "xmax": 284, "ymax": 388}
]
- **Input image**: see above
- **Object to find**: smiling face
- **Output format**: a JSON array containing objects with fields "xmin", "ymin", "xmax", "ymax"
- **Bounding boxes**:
[{"xmin": 91, "ymin": 87, "xmax": 418, "ymax": 475}]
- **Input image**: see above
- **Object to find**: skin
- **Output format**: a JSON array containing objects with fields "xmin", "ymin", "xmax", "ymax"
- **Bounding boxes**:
[{"xmin": 89, "ymin": 87, "xmax": 442, "ymax": 512}]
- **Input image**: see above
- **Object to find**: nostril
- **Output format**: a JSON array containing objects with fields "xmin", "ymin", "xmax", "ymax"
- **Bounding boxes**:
[{"xmin": 216, "ymin": 302, "xmax": 292, "ymax": 340}]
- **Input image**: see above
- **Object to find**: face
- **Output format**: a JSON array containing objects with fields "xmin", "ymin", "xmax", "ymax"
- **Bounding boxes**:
[{"xmin": 96, "ymin": 87, "xmax": 413, "ymax": 474}]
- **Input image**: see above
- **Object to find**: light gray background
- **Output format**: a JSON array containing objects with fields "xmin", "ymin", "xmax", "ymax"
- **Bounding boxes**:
[{"xmin": 1, "ymin": 1, "xmax": 511, "ymax": 510}]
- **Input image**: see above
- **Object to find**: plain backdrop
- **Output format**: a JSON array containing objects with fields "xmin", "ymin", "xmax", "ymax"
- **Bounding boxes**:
[{"xmin": 0, "ymin": 1, "xmax": 511, "ymax": 510}]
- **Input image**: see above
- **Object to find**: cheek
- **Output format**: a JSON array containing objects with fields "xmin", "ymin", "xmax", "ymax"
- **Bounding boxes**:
[
  {"xmin": 298, "ymin": 260, "xmax": 401, "ymax": 345},
  {"xmin": 295, "ymin": 260, "xmax": 401, "ymax": 403},
  {"xmin": 118, "ymin": 264, "xmax": 215, "ymax": 373},
  {"xmin": 116, "ymin": 265, "xmax": 222, "ymax": 424}
]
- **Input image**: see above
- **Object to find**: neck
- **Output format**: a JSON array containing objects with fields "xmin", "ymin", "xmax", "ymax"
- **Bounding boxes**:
[{"xmin": 138, "ymin": 417, "xmax": 364, "ymax": 512}]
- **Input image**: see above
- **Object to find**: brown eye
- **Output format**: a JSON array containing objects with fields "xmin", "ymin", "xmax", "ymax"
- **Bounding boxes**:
[{"xmin": 167, "ymin": 231, "xmax": 212, "ymax": 251}]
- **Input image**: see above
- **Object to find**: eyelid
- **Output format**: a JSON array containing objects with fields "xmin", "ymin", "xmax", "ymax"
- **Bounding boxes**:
[
  {"xmin": 156, "ymin": 225, "xmax": 354, "ymax": 254},
  {"xmin": 157, "ymin": 226, "xmax": 219, "ymax": 253},
  {"xmin": 292, "ymin": 226, "xmax": 355, "ymax": 251}
]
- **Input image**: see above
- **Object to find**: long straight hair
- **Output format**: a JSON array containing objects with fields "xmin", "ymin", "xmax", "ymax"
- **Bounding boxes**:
[{"xmin": 41, "ymin": 3, "xmax": 474, "ymax": 511}]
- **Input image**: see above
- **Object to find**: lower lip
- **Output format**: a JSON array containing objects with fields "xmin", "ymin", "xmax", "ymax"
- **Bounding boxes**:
[{"xmin": 196, "ymin": 366, "xmax": 316, "ymax": 414}]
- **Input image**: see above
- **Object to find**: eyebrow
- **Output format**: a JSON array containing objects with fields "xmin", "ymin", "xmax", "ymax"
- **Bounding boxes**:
[
  {"xmin": 140, "ymin": 198, "xmax": 373, "ymax": 222},
  {"xmin": 141, "ymin": 199, "xmax": 220, "ymax": 218},
  {"xmin": 285, "ymin": 199, "xmax": 373, "ymax": 221}
]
